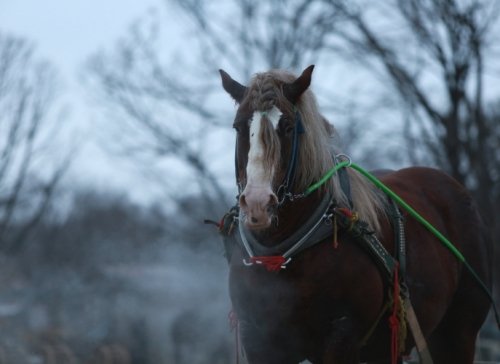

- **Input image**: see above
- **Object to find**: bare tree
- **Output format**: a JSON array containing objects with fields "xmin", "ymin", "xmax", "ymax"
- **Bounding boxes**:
[
  {"xmin": 0, "ymin": 33, "xmax": 70, "ymax": 253},
  {"xmin": 85, "ymin": 0, "xmax": 500, "ymax": 240},
  {"xmin": 324, "ymin": 0, "xmax": 500, "ymax": 302},
  {"xmin": 84, "ymin": 1, "xmax": 356, "ymax": 216}
]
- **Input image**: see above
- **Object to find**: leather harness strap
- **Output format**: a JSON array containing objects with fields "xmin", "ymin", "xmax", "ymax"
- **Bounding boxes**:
[
  {"xmin": 388, "ymin": 200, "xmax": 433, "ymax": 364},
  {"xmin": 236, "ymin": 193, "xmax": 333, "ymax": 260},
  {"xmin": 404, "ymin": 299, "xmax": 434, "ymax": 364}
]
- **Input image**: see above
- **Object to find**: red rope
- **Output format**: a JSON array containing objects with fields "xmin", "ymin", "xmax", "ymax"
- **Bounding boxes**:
[
  {"xmin": 336, "ymin": 207, "xmax": 354, "ymax": 219},
  {"xmin": 335, "ymin": 207, "xmax": 359, "ymax": 231},
  {"xmin": 250, "ymin": 256, "xmax": 286, "ymax": 271},
  {"xmin": 389, "ymin": 263, "xmax": 400, "ymax": 364}
]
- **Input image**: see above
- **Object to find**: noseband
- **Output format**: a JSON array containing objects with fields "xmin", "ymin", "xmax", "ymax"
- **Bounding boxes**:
[{"xmin": 234, "ymin": 109, "xmax": 304, "ymax": 206}]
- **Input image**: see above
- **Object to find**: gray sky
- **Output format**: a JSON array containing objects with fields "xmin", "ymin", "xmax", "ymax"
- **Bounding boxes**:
[
  {"xmin": 3, "ymin": 1, "xmax": 500, "ymax": 206},
  {"xmin": 0, "ymin": 1, "xmax": 157, "ymax": 74},
  {"xmin": 0, "ymin": 0, "xmax": 166, "ymax": 203}
]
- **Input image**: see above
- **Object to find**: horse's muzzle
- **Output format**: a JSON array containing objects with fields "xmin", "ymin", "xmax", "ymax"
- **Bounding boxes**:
[{"xmin": 239, "ymin": 186, "xmax": 278, "ymax": 230}]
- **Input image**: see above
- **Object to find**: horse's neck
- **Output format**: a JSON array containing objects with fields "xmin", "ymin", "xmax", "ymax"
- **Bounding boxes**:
[{"xmin": 255, "ymin": 191, "xmax": 324, "ymax": 246}]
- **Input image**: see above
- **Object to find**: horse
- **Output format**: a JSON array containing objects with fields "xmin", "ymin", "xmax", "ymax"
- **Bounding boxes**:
[{"xmin": 217, "ymin": 65, "xmax": 493, "ymax": 363}]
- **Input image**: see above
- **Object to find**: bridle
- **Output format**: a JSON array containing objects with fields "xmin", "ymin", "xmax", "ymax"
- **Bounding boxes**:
[{"xmin": 234, "ymin": 109, "xmax": 304, "ymax": 206}]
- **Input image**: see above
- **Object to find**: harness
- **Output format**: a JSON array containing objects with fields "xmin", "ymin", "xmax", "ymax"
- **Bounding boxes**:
[
  {"xmin": 238, "ymin": 192, "xmax": 332, "ymax": 269},
  {"xmin": 228, "ymin": 108, "xmax": 400, "ymax": 277},
  {"xmin": 213, "ymin": 191, "xmax": 430, "ymax": 363}
]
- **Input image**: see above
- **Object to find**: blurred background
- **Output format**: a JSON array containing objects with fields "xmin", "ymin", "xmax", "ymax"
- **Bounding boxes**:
[{"xmin": 0, "ymin": 0, "xmax": 499, "ymax": 363}]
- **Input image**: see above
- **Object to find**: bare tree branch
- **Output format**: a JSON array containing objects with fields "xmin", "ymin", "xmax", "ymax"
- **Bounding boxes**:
[
  {"xmin": 0, "ymin": 33, "xmax": 71, "ymax": 251},
  {"xmin": 323, "ymin": 0, "xmax": 500, "ymax": 305},
  {"xmin": 84, "ymin": 1, "xmax": 350, "ymax": 215}
]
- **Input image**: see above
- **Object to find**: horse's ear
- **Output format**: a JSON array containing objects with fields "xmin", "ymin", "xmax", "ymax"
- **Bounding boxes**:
[
  {"xmin": 219, "ymin": 69, "xmax": 247, "ymax": 103},
  {"xmin": 284, "ymin": 65, "xmax": 315, "ymax": 104}
]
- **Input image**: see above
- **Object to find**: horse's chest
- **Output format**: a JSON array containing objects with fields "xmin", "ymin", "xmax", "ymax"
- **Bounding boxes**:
[
  {"xmin": 229, "ymin": 266, "xmax": 303, "ymax": 320},
  {"xmin": 228, "ymin": 258, "xmax": 340, "ymax": 331},
  {"xmin": 229, "ymin": 242, "xmax": 386, "ymax": 333}
]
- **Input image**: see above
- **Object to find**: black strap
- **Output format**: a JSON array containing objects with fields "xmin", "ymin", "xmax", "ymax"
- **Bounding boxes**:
[
  {"xmin": 333, "ymin": 207, "xmax": 397, "ymax": 278},
  {"xmin": 234, "ymin": 135, "xmax": 241, "ymax": 194},
  {"xmin": 236, "ymin": 193, "xmax": 333, "ymax": 257},
  {"xmin": 278, "ymin": 110, "xmax": 304, "ymax": 202},
  {"xmin": 389, "ymin": 199, "xmax": 406, "ymax": 279},
  {"xmin": 338, "ymin": 167, "xmax": 353, "ymax": 208}
]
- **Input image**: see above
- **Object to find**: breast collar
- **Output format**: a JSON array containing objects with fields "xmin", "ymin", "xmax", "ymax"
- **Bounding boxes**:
[{"xmin": 235, "ymin": 192, "xmax": 335, "ymax": 267}]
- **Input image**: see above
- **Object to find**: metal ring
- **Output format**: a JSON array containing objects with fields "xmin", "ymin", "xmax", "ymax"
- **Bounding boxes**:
[
  {"xmin": 281, "ymin": 257, "xmax": 292, "ymax": 268},
  {"xmin": 243, "ymin": 258, "xmax": 254, "ymax": 266},
  {"xmin": 335, "ymin": 153, "xmax": 352, "ymax": 167},
  {"xmin": 276, "ymin": 184, "xmax": 289, "ymax": 205}
]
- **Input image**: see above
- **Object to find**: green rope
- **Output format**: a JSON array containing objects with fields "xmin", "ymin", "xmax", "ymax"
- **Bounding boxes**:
[
  {"xmin": 349, "ymin": 163, "xmax": 500, "ymax": 327},
  {"xmin": 348, "ymin": 164, "xmax": 466, "ymax": 261},
  {"xmin": 304, "ymin": 160, "xmax": 350, "ymax": 196},
  {"xmin": 304, "ymin": 161, "xmax": 500, "ymax": 327}
]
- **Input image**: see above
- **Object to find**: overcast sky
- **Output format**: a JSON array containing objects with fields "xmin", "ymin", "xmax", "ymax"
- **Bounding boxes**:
[
  {"xmin": 3, "ymin": 1, "xmax": 500, "ymax": 206},
  {"xmin": 0, "ymin": 1, "xmax": 157, "ymax": 73},
  {"xmin": 0, "ymin": 0, "xmax": 169, "ymax": 203}
]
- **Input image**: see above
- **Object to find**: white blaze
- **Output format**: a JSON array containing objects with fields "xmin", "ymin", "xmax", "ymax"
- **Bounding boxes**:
[
  {"xmin": 240, "ymin": 105, "xmax": 282, "ymax": 227},
  {"xmin": 246, "ymin": 106, "xmax": 282, "ymax": 187}
]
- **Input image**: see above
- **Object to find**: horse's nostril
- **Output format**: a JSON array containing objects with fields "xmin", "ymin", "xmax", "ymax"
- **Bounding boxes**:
[{"xmin": 251, "ymin": 217, "xmax": 259, "ymax": 224}]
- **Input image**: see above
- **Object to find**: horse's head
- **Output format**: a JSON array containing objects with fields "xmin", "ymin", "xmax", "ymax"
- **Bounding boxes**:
[{"xmin": 219, "ymin": 66, "xmax": 315, "ymax": 230}]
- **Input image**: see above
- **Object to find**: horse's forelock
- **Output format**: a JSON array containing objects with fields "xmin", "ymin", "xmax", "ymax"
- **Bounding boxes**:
[
  {"xmin": 245, "ymin": 71, "xmax": 292, "ymax": 113},
  {"xmin": 243, "ymin": 72, "xmax": 293, "ymax": 183}
]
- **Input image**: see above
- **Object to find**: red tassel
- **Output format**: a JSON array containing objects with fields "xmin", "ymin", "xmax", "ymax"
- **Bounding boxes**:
[{"xmin": 250, "ymin": 256, "xmax": 286, "ymax": 271}]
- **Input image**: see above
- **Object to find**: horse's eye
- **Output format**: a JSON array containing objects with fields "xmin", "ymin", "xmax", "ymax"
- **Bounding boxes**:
[
  {"xmin": 233, "ymin": 125, "xmax": 240, "ymax": 133},
  {"xmin": 284, "ymin": 125, "xmax": 294, "ymax": 135}
]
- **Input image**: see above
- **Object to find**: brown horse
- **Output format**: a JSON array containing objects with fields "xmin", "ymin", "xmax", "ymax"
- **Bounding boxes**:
[{"xmin": 218, "ymin": 65, "xmax": 493, "ymax": 363}]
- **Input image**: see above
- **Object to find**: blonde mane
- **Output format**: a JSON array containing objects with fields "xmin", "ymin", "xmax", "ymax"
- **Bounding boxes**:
[{"xmin": 246, "ymin": 69, "xmax": 387, "ymax": 232}]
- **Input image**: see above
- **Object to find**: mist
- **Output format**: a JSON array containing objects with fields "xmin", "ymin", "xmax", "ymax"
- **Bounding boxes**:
[{"xmin": 0, "ymin": 189, "xmax": 235, "ymax": 363}]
